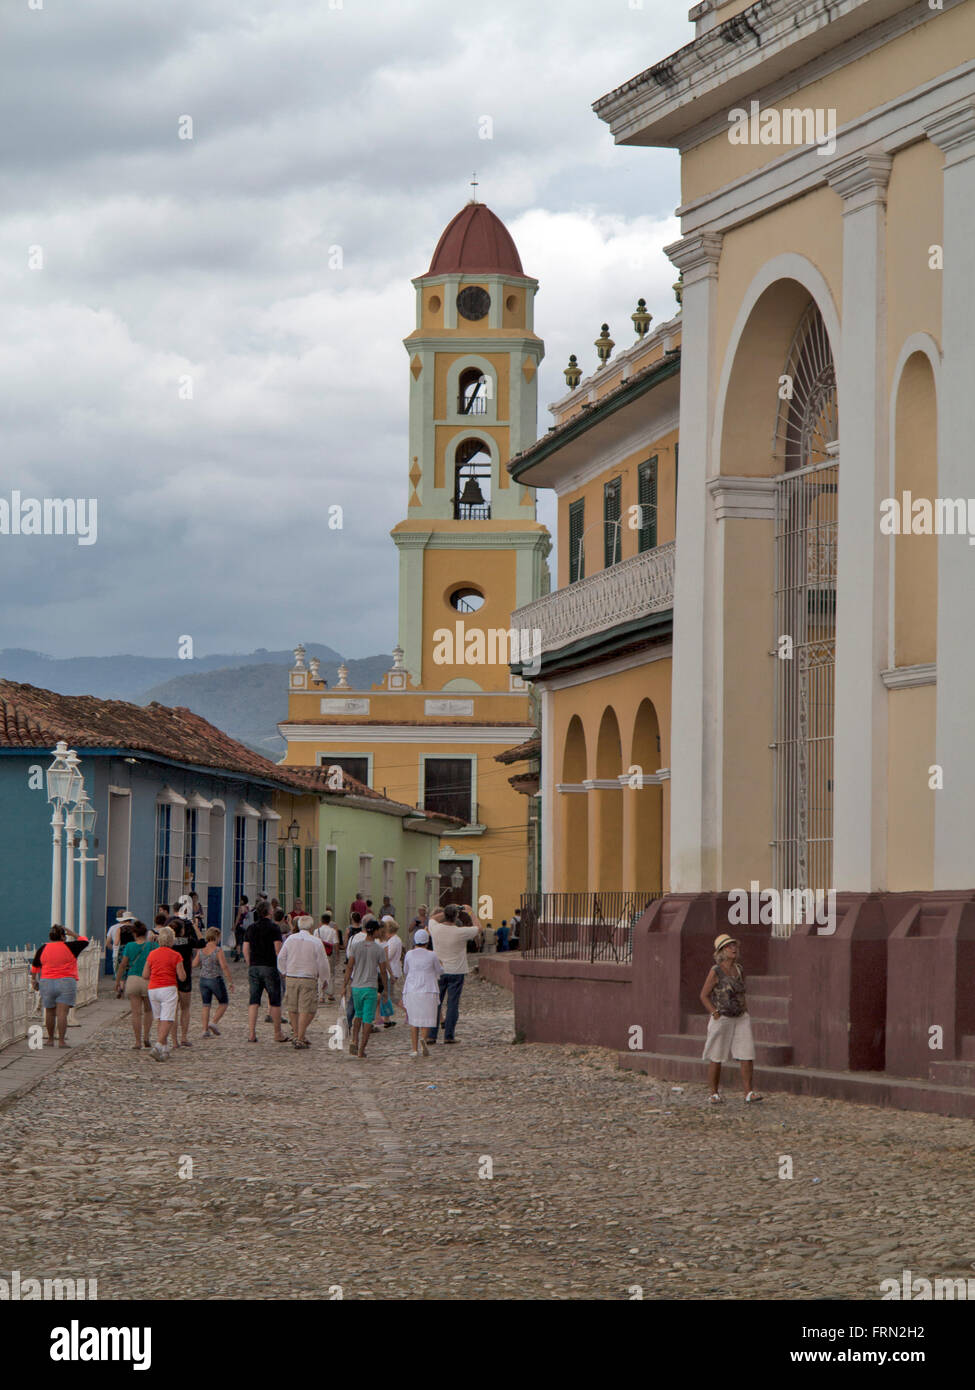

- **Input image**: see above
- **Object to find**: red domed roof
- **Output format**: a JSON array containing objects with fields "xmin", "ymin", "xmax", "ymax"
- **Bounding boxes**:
[{"xmin": 426, "ymin": 202, "xmax": 525, "ymax": 277}]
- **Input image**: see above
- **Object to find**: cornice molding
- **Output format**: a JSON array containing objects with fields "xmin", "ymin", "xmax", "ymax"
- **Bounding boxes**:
[
  {"xmin": 707, "ymin": 475, "xmax": 777, "ymax": 521},
  {"xmin": 664, "ymin": 231, "xmax": 723, "ymax": 281},
  {"xmin": 281, "ymin": 724, "xmax": 537, "ymax": 745},
  {"xmin": 881, "ymin": 663, "xmax": 936, "ymax": 689},
  {"xmin": 926, "ymin": 100, "xmax": 975, "ymax": 165},
  {"xmin": 826, "ymin": 148, "xmax": 892, "ymax": 209}
]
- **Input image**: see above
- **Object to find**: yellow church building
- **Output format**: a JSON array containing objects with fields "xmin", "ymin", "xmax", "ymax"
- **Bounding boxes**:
[{"xmin": 280, "ymin": 202, "xmax": 550, "ymax": 919}]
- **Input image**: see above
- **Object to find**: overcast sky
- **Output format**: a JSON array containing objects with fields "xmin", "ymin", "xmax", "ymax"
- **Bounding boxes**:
[{"xmin": 0, "ymin": 0, "xmax": 689, "ymax": 661}]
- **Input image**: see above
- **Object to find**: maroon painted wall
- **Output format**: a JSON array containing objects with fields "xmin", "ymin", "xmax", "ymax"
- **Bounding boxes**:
[{"xmin": 510, "ymin": 959, "xmax": 632, "ymax": 1049}]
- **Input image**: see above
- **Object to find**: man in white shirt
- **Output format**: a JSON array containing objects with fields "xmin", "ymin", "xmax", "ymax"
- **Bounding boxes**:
[
  {"xmin": 426, "ymin": 904, "xmax": 480, "ymax": 1045},
  {"xmin": 315, "ymin": 913, "xmax": 339, "ymax": 1002},
  {"xmin": 277, "ymin": 915, "xmax": 331, "ymax": 1050}
]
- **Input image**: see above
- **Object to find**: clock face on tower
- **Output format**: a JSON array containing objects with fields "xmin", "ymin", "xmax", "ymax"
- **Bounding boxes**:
[{"xmin": 456, "ymin": 286, "xmax": 491, "ymax": 321}]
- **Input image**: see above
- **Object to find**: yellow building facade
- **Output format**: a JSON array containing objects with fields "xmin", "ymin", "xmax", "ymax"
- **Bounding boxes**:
[
  {"xmin": 593, "ymin": 0, "xmax": 975, "ymax": 896},
  {"xmin": 511, "ymin": 311, "xmax": 681, "ymax": 897},
  {"xmin": 281, "ymin": 202, "xmax": 550, "ymax": 918}
]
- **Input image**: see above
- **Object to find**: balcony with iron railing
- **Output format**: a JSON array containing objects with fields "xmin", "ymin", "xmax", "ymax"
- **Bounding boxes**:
[{"xmin": 512, "ymin": 540, "xmax": 675, "ymax": 656}]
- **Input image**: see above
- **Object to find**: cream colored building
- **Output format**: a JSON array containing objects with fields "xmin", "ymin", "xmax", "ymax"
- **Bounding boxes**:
[{"xmin": 588, "ymin": 0, "xmax": 975, "ymax": 897}]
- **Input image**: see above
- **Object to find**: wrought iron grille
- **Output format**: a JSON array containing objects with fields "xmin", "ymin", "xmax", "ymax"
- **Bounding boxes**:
[{"xmin": 518, "ymin": 892, "xmax": 662, "ymax": 964}]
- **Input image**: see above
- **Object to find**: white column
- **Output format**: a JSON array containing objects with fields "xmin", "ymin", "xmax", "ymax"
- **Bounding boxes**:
[
  {"xmin": 538, "ymin": 682, "xmax": 554, "ymax": 894},
  {"xmin": 926, "ymin": 103, "xmax": 975, "ymax": 887},
  {"xmin": 64, "ymin": 814, "xmax": 77, "ymax": 933},
  {"xmin": 50, "ymin": 806, "xmax": 63, "ymax": 928},
  {"xmin": 664, "ymin": 232, "xmax": 722, "ymax": 889},
  {"xmin": 826, "ymin": 150, "xmax": 891, "ymax": 891}
]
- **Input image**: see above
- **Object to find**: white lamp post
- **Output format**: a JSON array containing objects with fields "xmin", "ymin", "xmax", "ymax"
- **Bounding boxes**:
[
  {"xmin": 64, "ymin": 805, "xmax": 78, "ymax": 935},
  {"xmin": 46, "ymin": 742, "xmax": 82, "ymax": 927},
  {"xmin": 74, "ymin": 787, "xmax": 97, "ymax": 939}
]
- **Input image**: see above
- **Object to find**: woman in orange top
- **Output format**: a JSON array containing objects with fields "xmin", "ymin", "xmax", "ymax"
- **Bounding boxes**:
[
  {"xmin": 30, "ymin": 925, "xmax": 89, "ymax": 1048},
  {"xmin": 142, "ymin": 925, "xmax": 186, "ymax": 1061}
]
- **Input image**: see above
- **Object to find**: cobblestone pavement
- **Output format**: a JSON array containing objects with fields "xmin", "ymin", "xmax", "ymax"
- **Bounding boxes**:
[{"xmin": 1, "ymin": 963, "xmax": 974, "ymax": 1301}]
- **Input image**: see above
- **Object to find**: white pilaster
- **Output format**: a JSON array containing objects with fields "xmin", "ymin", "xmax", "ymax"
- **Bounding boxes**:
[
  {"xmin": 926, "ymin": 103, "xmax": 975, "ymax": 888},
  {"xmin": 538, "ymin": 682, "xmax": 555, "ymax": 893},
  {"xmin": 826, "ymin": 150, "xmax": 891, "ymax": 891},
  {"xmin": 664, "ymin": 231, "xmax": 722, "ymax": 889}
]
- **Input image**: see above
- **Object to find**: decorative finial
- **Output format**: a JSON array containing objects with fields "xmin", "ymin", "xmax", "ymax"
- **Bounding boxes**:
[
  {"xmin": 631, "ymin": 298, "xmax": 652, "ymax": 339},
  {"xmin": 309, "ymin": 657, "xmax": 321, "ymax": 682},
  {"xmin": 595, "ymin": 324, "xmax": 615, "ymax": 368},
  {"xmin": 673, "ymin": 270, "xmax": 683, "ymax": 310},
  {"xmin": 391, "ymin": 645, "xmax": 406, "ymax": 672},
  {"xmin": 293, "ymin": 644, "xmax": 306, "ymax": 670},
  {"xmin": 335, "ymin": 664, "xmax": 350, "ymax": 690},
  {"xmin": 563, "ymin": 355, "xmax": 582, "ymax": 389},
  {"xmin": 470, "ymin": 171, "xmax": 478, "ymax": 204}
]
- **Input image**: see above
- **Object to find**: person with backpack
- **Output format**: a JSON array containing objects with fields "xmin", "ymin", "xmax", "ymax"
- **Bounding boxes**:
[{"xmin": 232, "ymin": 896, "xmax": 251, "ymax": 961}]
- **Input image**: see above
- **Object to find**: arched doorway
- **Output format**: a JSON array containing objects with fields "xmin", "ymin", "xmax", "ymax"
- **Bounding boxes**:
[
  {"xmin": 629, "ymin": 699, "xmax": 663, "ymax": 892},
  {"xmin": 561, "ymin": 716, "xmax": 587, "ymax": 893},
  {"xmin": 772, "ymin": 302, "xmax": 839, "ymax": 893},
  {"xmin": 593, "ymin": 707, "xmax": 623, "ymax": 891}
]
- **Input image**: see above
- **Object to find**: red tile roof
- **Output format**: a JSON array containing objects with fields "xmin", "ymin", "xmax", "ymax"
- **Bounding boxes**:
[
  {"xmin": 494, "ymin": 734, "xmax": 541, "ymax": 765},
  {"xmin": 0, "ymin": 680, "xmax": 452, "ymax": 824},
  {"xmin": 426, "ymin": 203, "xmax": 524, "ymax": 277}
]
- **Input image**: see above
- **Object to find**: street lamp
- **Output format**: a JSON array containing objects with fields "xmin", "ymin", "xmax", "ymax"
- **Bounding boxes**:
[
  {"xmin": 74, "ymin": 787, "xmax": 97, "ymax": 939},
  {"xmin": 64, "ymin": 805, "xmax": 79, "ymax": 935},
  {"xmin": 451, "ymin": 866, "xmax": 464, "ymax": 891},
  {"xmin": 46, "ymin": 742, "xmax": 81, "ymax": 928}
]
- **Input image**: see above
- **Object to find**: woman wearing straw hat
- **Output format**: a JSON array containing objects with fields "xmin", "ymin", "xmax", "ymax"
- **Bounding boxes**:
[{"xmin": 699, "ymin": 934, "xmax": 762, "ymax": 1104}]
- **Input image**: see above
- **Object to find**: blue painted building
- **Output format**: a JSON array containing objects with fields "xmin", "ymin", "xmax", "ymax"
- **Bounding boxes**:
[{"xmin": 0, "ymin": 681, "xmax": 326, "ymax": 953}]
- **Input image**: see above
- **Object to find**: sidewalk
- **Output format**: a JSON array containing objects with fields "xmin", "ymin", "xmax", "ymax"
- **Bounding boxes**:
[{"xmin": 0, "ymin": 984, "xmax": 126, "ymax": 1111}]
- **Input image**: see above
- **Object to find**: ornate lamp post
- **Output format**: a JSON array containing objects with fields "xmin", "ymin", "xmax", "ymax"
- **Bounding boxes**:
[
  {"xmin": 74, "ymin": 787, "xmax": 97, "ymax": 939},
  {"xmin": 45, "ymin": 742, "xmax": 81, "ymax": 928}
]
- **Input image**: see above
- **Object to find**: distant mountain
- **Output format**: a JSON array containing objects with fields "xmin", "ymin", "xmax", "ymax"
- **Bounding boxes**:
[
  {"xmin": 139, "ymin": 654, "xmax": 393, "ymax": 758},
  {"xmin": 0, "ymin": 644, "xmax": 347, "ymax": 700},
  {"xmin": 0, "ymin": 646, "xmax": 393, "ymax": 758}
]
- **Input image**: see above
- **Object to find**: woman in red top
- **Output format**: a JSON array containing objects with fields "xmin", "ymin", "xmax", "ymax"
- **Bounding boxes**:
[
  {"xmin": 31, "ymin": 925, "xmax": 89, "ymax": 1047},
  {"xmin": 142, "ymin": 925, "xmax": 186, "ymax": 1060}
]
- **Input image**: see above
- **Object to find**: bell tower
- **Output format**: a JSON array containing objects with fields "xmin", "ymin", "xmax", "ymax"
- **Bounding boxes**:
[{"xmin": 393, "ymin": 201, "xmax": 550, "ymax": 688}]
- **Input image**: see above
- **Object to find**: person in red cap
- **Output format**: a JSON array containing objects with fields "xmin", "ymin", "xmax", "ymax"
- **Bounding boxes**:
[{"xmin": 699, "ymin": 934, "xmax": 762, "ymax": 1104}]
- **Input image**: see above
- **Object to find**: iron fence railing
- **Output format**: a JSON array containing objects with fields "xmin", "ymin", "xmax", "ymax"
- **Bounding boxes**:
[{"xmin": 518, "ymin": 892, "xmax": 663, "ymax": 964}]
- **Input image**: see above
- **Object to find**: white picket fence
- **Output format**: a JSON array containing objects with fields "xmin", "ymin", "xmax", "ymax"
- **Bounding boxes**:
[{"xmin": 0, "ymin": 944, "xmax": 102, "ymax": 1050}]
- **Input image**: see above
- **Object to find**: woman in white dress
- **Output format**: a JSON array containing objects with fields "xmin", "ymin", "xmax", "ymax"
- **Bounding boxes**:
[{"xmin": 402, "ymin": 929, "xmax": 444, "ymax": 1057}]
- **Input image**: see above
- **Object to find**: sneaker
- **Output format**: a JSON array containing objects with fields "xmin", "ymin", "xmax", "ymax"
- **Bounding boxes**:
[
  {"xmin": 150, "ymin": 1044, "xmax": 165, "ymax": 1061},
  {"xmin": 207, "ymin": 1024, "xmax": 220, "ymax": 1036},
  {"xmin": 409, "ymin": 1050, "xmax": 419, "ymax": 1058}
]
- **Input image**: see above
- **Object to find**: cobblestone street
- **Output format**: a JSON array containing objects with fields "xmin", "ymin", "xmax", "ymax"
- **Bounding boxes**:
[{"xmin": 2, "ymin": 965, "xmax": 974, "ymax": 1301}]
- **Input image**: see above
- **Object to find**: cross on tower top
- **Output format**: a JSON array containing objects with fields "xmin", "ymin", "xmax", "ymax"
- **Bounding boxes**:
[{"xmin": 470, "ymin": 171, "xmax": 478, "ymax": 203}]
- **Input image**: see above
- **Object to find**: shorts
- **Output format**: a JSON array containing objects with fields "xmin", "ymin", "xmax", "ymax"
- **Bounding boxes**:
[
  {"xmin": 248, "ymin": 964, "xmax": 281, "ymax": 1008},
  {"xmin": 39, "ymin": 977, "xmax": 77, "ymax": 1009},
  {"xmin": 284, "ymin": 976, "xmax": 318, "ymax": 1016},
  {"xmin": 177, "ymin": 979, "xmax": 192, "ymax": 995},
  {"xmin": 702, "ymin": 1013, "xmax": 755, "ymax": 1063},
  {"xmin": 124, "ymin": 975, "xmax": 149, "ymax": 1000},
  {"xmin": 352, "ymin": 986, "xmax": 378, "ymax": 1024},
  {"xmin": 148, "ymin": 985, "xmax": 178, "ymax": 1022},
  {"xmin": 199, "ymin": 976, "xmax": 228, "ymax": 1007}
]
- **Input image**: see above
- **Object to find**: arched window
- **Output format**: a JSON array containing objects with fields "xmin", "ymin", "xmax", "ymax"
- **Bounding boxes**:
[
  {"xmin": 458, "ymin": 367, "xmax": 489, "ymax": 416},
  {"xmin": 772, "ymin": 302, "xmax": 838, "ymax": 900},
  {"xmin": 453, "ymin": 438, "xmax": 492, "ymax": 520}
]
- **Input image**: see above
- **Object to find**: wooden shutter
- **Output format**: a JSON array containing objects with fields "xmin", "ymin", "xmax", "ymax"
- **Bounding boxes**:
[
  {"xmin": 568, "ymin": 499, "xmax": 585, "ymax": 583},
  {"xmin": 638, "ymin": 457, "xmax": 658, "ymax": 552},
  {"xmin": 604, "ymin": 477, "xmax": 622, "ymax": 567}
]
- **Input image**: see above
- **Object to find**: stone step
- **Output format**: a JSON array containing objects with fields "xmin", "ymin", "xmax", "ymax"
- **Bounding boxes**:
[
  {"xmin": 747, "ymin": 993, "xmax": 790, "ymax": 1021},
  {"xmin": 680, "ymin": 1013, "xmax": 790, "ymax": 1044},
  {"xmin": 658, "ymin": 1033, "xmax": 792, "ymax": 1066},
  {"xmin": 747, "ymin": 975, "xmax": 791, "ymax": 994},
  {"xmin": 618, "ymin": 1051, "xmax": 975, "ymax": 1119},
  {"xmin": 752, "ymin": 1018, "xmax": 792, "ymax": 1045},
  {"xmin": 929, "ymin": 1059, "xmax": 975, "ymax": 1088}
]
